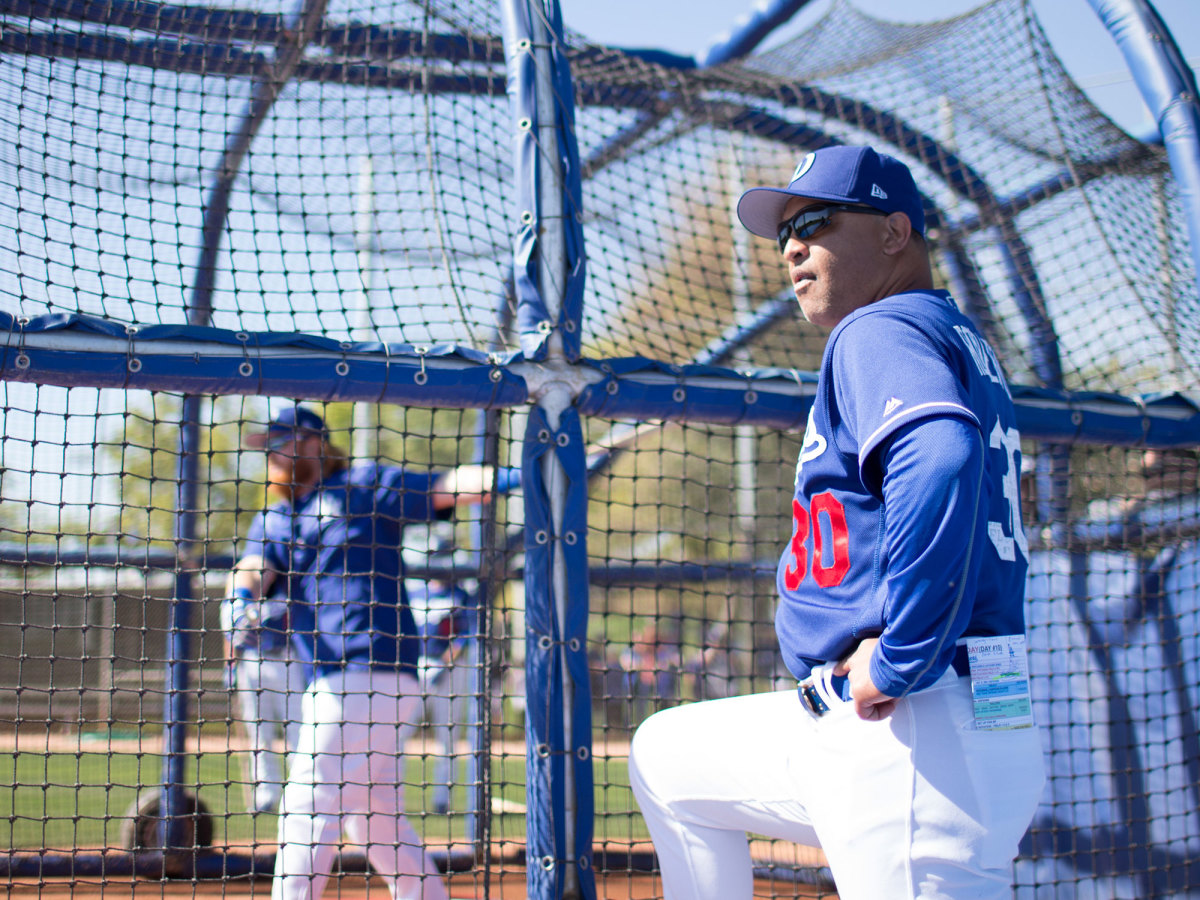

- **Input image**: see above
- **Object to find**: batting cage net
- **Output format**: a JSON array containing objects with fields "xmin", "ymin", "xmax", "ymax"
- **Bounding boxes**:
[{"xmin": 0, "ymin": 0, "xmax": 1198, "ymax": 897}]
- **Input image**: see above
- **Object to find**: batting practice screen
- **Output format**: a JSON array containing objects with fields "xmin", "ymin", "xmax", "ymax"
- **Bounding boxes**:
[{"xmin": 1, "ymin": 0, "xmax": 1199, "ymax": 898}]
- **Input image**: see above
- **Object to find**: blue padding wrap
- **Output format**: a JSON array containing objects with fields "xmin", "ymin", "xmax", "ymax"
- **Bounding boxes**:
[
  {"xmin": 549, "ymin": 0, "xmax": 587, "ymax": 363},
  {"xmin": 520, "ymin": 405, "xmax": 596, "ymax": 900},
  {"xmin": 6, "ymin": 314, "xmax": 1200, "ymax": 446},
  {"xmin": 502, "ymin": 0, "xmax": 586, "ymax": 361},
  {"xmin": 576, "ymin": 358, "xmax": 816, "ymax": 432},
  {"xmin": 0, "ymin": 312, "xmax": 528, "ymax": 409},
  {"xmin": 504, "ymin": 0, "xmax": 542, "ymax": 359},
  {"xmin": 1009, "ymin": 386, "xmax": 1200, "ymax": 447}
]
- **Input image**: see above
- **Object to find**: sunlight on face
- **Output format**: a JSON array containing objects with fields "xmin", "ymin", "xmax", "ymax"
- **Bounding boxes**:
[{"xmin": 779, "ymin": 196, "xmax": 888, "ymax": 329}]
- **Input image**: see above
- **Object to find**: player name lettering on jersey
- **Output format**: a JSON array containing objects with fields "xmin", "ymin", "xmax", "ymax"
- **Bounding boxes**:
[{"xmin": 954, "ymin": 325, "xmax": 1011, "ymax": 400}]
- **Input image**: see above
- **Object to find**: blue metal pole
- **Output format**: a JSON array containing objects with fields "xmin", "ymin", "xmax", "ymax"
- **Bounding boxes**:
[
  {"xmin": 157, "ymin": 394, "xmax": 203, "ymax": 865},
  {"xmin": 697, "ymin": 0, "xmax": 818, "ymax": 68},
  {"xmin": 1086, "ymin": 0, "xmax": 1200, "ymax": 302},
  {"xmin": 162, "ymin": 0, "xmax": 330, "ymax": 867}
]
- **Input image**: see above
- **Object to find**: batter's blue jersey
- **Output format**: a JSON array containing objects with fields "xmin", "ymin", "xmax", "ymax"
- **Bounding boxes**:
[
  {"xmin": 776, "ymin": 290, "xmax": 1029, "ymax": 695},
  {"xmin": 243, "ymin": 463, "xmax": 445, "ymax": 679}
]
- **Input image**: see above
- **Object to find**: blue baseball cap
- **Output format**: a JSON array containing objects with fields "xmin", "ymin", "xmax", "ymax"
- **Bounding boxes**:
[
  {"xmin": 247, "ymin": 405, "xmax": 327, "ymax": 449},
  {"xmin": 737, "ymin": 145, "xmax": 925, "ymax": 239}
]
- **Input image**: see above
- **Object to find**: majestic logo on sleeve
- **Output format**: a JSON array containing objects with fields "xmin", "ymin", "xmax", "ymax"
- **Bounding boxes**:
[{"xmin": 884, "ymin": 396, "xmax": 904, "ymax": 417}]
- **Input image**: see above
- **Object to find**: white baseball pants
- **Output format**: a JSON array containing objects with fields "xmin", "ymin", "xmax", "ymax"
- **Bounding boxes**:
[
  {"xmin": 272, "ymin": 669, "xmax": 447, "ymax": 900},
  {"xmin": 419, "ymin": 638, "xmax": 481, "ymax": 814},
  {"xmin": 234, "ymin": 651, "xmax": 305, "ymax": 812},
  {"xmin": 629, "ymin": 671, "xmax": 1045, "ymax": 900}
]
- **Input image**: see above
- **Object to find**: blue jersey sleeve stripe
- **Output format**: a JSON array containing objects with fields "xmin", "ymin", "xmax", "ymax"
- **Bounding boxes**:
[{"xmin": 861, "ymin": 401, "xmax": 980, "ymax": 459}]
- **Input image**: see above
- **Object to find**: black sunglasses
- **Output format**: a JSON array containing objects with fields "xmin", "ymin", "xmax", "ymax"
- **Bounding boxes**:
[{"xmin": 776, "ymin": 203, "xmax": 888, "ymax": 252}]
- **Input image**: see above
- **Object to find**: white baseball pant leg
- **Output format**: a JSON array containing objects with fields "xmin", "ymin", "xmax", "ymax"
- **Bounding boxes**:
[
  {"xmin": 273, "ymin": 669, "xmax": 448, "ymax": 900},
  {"xmin": 629, "ymin": 671, "xmax": 1045, "ymax": 900},
  {"xmin": 423, "ymin": 641, "xmax": 480, "ymax": 813},
  {"xmin": 236, "ymin": 651, "xmax": 291, "ymax": 812}
]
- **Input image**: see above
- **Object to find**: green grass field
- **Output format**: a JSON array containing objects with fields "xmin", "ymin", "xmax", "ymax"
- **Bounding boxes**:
[{"xmin": 0, "ymin": 747, "xmax": 645, "ymax": 851}]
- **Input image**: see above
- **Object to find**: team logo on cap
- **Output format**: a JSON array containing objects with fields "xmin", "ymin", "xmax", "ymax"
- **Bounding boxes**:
[{"xmin": 790, "ymin": 153, "xmax": 816, "ymax": 184}]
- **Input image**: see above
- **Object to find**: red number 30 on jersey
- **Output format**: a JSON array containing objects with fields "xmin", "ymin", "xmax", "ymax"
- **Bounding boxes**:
[{"xmin": 784, "ymin": 492, "xmax": 851, "ymax": 589}]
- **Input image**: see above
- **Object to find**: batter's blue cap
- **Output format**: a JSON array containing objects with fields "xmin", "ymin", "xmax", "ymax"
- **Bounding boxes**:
[
  {"xmin": 247, "ymin": 405, "xmax": 327, "ymax": 449},
  {"xmin": 737, "ymin": 145, "xmax": 926, "ymax": 239}
]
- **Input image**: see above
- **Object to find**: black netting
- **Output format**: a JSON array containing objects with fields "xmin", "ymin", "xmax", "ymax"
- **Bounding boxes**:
[{"xmin": 1, "ymin": 0, "xmax": 1198, "ymax": 896}]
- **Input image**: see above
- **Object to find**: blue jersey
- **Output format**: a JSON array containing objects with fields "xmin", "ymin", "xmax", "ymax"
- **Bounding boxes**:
[
  {"xmin": 243, "ymin": 462, "xmax": 445, "ymax": 678},
  {"xmin": 775, "ymin": 290, "xmax": 1028, "ymax": 696},
  {"xmin": 408, "ymin": 580, "xmax": 474, "ymax": 661}
]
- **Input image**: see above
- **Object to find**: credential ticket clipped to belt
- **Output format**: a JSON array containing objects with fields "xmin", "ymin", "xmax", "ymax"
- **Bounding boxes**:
[{"xmin": 962, "ymin": 635, "xmax": 1035, "ymax": 730}]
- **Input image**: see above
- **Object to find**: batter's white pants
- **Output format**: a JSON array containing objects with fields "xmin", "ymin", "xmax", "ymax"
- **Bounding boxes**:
[
  {"xmin": 629, "ymin": 671, "xmax": 1045, "ymax": 900},
  {"xmin": 419, "ymin": 639, "xmax": 481, "ymax": 814},
  {"xmin": 272, "ymin": 669, "xmax": 448, "ymax": 900},
  {"xmin": 235, "ymin": 651, "xmax": 305, "ymax": 813}
]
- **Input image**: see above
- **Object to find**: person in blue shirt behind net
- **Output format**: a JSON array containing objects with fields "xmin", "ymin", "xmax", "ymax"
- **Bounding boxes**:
[
  {"xmin": 629, "ymin": 146, "xmax": 1046, "ymax": 900},
  {"xmin": 406, "ymin": 529, "xmax": 476, "ymax": 815},
  {"xmin": 226, "ymin": 405, "xmax": 517, "ymax": 900}
]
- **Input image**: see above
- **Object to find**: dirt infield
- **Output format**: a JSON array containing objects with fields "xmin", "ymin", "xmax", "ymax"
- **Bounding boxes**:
[
  {"xmin": 9, "ymin": 843, "xmax": 837, "ymax": 899},
  {"xmin": 4, "ymin": 840, "xmax": 836, "ymax": 898},
  {"xmin": 12, "ymin": 871, "xmax": 836, "ymax": 899}
]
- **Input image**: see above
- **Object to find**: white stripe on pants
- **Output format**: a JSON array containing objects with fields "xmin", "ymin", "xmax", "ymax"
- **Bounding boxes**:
[
  {"xmin": 272, "ymin": 669, "xmax": 447, "ymax": 900},
  {"xmin": 629, "ymin": 671, "xmax": 1045, "ymax": 900}
]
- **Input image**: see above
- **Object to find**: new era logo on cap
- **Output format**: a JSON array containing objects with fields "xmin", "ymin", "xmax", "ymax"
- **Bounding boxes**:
[{"xmin": 871, "ymin": 184, "xmax": 888, "ymax": 199}]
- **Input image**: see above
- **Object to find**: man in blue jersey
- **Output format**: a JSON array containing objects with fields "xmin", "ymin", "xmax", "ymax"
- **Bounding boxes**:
[
  {"xmin": 629, "ymin": 146, "xmax": 1046, "ymax": 899},
  {"xmin": 407, "ymin": 533, "xmax": 476, "ymax": 815},
  {"xmin": 226, "ymin": 405, "xmax": 514, "ymax": 900}
]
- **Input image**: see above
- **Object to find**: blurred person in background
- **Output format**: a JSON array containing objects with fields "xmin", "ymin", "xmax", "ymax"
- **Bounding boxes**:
[
  {"xmin": 228, "ymin": 405, "xmax": 517, "ymax": 900},
  {"xmin": 221, "ymin": 584, "xmax": 305, "ymax": 814}
]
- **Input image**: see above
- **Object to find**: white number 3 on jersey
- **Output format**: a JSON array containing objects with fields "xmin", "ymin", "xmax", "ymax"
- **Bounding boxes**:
[{"xmin": 988, "ymin": 419, "xmax": 1029, "ymax": 563}]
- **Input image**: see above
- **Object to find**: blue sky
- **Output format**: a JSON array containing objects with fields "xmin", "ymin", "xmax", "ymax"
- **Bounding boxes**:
[{"xmin": 557, "ymin": 0, "xmax": 1198, "ymax": 137}]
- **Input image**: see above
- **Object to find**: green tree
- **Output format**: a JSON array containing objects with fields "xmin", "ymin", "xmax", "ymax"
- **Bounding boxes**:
[
  {"xmin": 99, "ymin": 394, "xmax": 265, "ymax": 557},
  {"xmin": 584, "ymin": 149, "xmax": 828, "ymax": 373}
]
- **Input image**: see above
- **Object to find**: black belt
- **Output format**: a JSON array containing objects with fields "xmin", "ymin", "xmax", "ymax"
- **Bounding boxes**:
[
  {"xmin": 797, "ymin": 644, "xmax": 972, "ymax": 718},
  {"xmin": 951, "ymin": 643, "xmax": 971, "ymax": 678}
]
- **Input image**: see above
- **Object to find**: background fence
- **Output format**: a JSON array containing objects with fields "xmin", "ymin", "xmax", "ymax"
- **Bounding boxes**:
[{"xmin": 1, "ymin": 0, "xmax": 1200, "ymax": 897}]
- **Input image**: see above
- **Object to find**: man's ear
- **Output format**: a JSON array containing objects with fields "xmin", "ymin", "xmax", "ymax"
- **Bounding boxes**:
[{"xmin": 881, "ymin": 212, "xmax": 914, "ymax": 256}]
